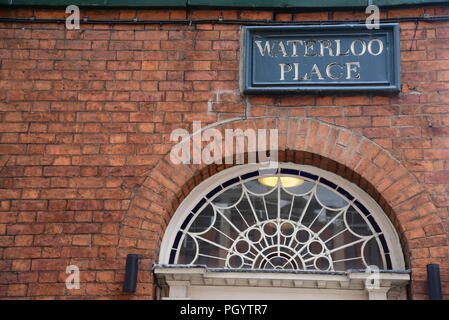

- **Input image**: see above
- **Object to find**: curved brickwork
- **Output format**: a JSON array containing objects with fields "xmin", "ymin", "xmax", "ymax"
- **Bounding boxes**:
[{"xmin": 124, "ymin": 116, "xmax": 447, "ymax": 299}]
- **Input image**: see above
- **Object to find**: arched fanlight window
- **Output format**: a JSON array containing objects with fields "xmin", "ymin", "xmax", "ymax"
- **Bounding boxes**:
[{"xmin": 160, "ymin": 164, "xmax": 405, "ymax": 272}]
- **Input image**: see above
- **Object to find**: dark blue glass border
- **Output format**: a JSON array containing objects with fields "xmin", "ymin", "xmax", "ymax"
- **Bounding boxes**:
[
  {"xmin": 378, "ymin": 234, "xmax": 390, "ymax": 254},
  {"xmin": 299, "ymin": 171, "xmax": 318, "ymax": 181},
  {"xmin": 354, "ymin": 200, "xmax": 370, "ymax": 217},
  {"xmin": 337, "ymin": 186, "xmax": 355, "ymax": 201},
  {"xmin": 222, "ymin": 177, "xmax": 239, "ymax": 188},
  {"xmin": 241, "ymin": 171, "xmax": 259, "ymax": 180},
  {"xmin": 169, "ymin": 249, "xmax": 177, "ymax": 264},
  {"xmin": 192, "ymin": 198, "xmax": 206, "ymax": 213},
  {"xmin": 206, "ymin": 185, "xmax": 222, "ymax": 199},
  {"xmin": 280, "ymin": 168, "xmax": 299, "ymax": 176},
  {"xmin": 180, "ymin": 213, "xmax": 194, "ymax": 231},
  {"xmin": 319, "ymin": 177, "xmax": 338, "ymax": 189}
]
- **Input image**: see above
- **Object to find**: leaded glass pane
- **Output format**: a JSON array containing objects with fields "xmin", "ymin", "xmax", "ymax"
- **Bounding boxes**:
[{"xmin": 173, "ymin": 170, "xmax": 390, "ymax": 272}]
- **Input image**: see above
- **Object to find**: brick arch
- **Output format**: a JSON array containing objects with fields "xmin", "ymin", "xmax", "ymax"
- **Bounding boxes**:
[{"xmin": 120, "ymin": 116, "xmax": 444, "ymax": 297}]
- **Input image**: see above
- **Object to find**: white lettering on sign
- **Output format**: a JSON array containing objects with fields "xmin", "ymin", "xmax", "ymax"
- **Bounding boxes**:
[
  {"xmin": 278, "ymin": 61, "xmax": 360, "ymax": 81},
  {"xmin": 254, "ymin": 38, "xmax": 384, "ymax": 81}
]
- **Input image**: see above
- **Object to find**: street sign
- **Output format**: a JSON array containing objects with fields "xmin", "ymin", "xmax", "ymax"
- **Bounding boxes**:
[{"xmin": 242, "ymin": 24, "xmax": 400, "ymax": 94}]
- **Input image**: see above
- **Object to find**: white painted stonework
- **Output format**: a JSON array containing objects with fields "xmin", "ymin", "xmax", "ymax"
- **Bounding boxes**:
[{"xmin": 154, "ymin": 265, "xmax": 410, "ymax": 300}]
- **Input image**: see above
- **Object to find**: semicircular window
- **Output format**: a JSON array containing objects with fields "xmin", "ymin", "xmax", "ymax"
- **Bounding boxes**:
[{"xmin": 170, "ymin": 168, "xmax": 393, "ymax": 271}]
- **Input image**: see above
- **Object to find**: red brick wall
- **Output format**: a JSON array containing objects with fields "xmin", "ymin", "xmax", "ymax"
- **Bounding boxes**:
[{"xmin": 0, "ymin": 6, "xmax": 448, "ymax": 299}]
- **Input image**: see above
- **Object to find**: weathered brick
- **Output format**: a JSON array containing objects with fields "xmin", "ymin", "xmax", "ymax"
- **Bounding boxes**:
[
  {"xmin": 0, "ymin": 6, "xmax": 447, "ymax": 301},
  {"xmin": 67, "ymin": 200, "xmax": 103, "ymax": 211}
]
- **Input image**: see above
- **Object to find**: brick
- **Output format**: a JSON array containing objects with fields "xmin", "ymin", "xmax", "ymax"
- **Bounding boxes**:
[
  {"xmin": 334, "ymin": 96, "xmax": 370, "ymax": 106},
  {"xmin": 212, "ymin": 41, "xmax": 239, "ymax": 50},
  {"xmin": 43, "ymin": 166, "xmax": 80, "ymax": 176},
  {"xmin": 0, "ymin": 8, "xmax": 447, "ymax": 301},
  {"xmin": 239, "ymin": 11, "xmax": 273, "ymax": 20},
  {"xmin": 185, "ymin": 71, "xmax": 218, "ymax": 81},
  {"xmin": 429, "ymin": 246, "xmax": 449, "ymax": 258},
  {"xmin": 7, "ymin": 284, "xmax": 27, "ymax": 296},
  {"xmin": 11, "ymin": 260, "xmax": 31, "ymax": 271},
  {"xmin": 424, "ymin": 172, "xmax": 449, "ymax": 183},
  {"xmin": 11, "ymin": 200, "xmax": 47, "ymax": 211},
  {"xmin": 46, "ymin": 145, "xmax": 81, "ymax": 155},
  {"xmin": 28, "ymin": 283, "xmax": 65, "ymax": 296},
  {"xmin": 67, "ymin": 200, "xmax": 103, "ymax": 211},
  {"xmin": 86, "ymin": 283, "xmax": 122, "ymax": 295},
  {"xmin": 72, "ymin": 235, "xmax": 91, "ymax": 246},
  {"xmin": 4, "ymin": 247, "xmax": 42, "ymax": 258},
  {"xmin": 62, "ymin": 223, "xmax": 101, "ymax": 234},
  {"xmin": 31, "ymin": 259, "xmax": 67, "ymax": 271},
  {"xmin": 424, "ymin": 149, "xmax": 449, "ymax": 159},
  {"xmin": 135, "ymin": 31, "xmax": 168, "ymax": 40},
  {"xmin": 93, "ymin": 235, "xmax": 119, "ymax": 246},
  {"xmin": 0, "ymin": 123, "xmax": 29, "ymax": 132},
  {"xmin": 7, "ymin": 224, "xmax": 45, "ymax": 235}
]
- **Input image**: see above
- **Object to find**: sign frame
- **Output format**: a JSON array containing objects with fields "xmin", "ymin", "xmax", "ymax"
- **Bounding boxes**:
[{"xmin": 242, "ymin": 24, "xmax": 401, "ymax": 94}]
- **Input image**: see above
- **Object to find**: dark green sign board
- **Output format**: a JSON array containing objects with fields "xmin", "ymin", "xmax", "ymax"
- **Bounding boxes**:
[{"xmin": 243, "ymin": 24, "xmax": 400, "ymax": 93}]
